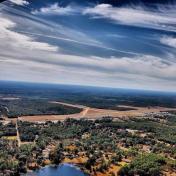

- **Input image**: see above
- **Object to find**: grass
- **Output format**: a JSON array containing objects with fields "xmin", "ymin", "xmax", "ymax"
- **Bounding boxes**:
[{"xmin": 2, "ymin": 136, "xmax": 17, "ymax": 140}]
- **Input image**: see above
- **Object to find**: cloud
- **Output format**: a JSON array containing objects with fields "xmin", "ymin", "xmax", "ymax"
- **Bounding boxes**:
[
  {"xmin": 32, "ymin": 3, "xmax": 77, "ymax": 15},
  {"xmin": 83, "ymin": 4, "xmax": 176, "ymax": 32},
  {"xmin": 3, "ymin": 2, "xmax": 137, "ymax": 57},
  {"xmin": 160, "ymin": 36, "xmax": 176, "ymax": 49},
  {"xmin": 1, "ymin": 47, "xmax": 176, "ymax": 91},
  {"xmin": 0, "ymin": 2, "xmax": 176, "ymax": 92},
  {"xmin": 0, "ymin": 16, "xmax": 58, "ymax": 52},
  {"xmin": 9, "ymin": 0, "xmax": 29, "ymax": 6},
  {"xmin": 0, "ymin": 16, "xmax": 175, "ymax": 89}
]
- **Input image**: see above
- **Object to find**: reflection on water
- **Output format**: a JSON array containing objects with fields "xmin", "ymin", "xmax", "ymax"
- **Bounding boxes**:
[{"xmin": 25, "ymin": 163, "xmax": 86, "ymax": 176}]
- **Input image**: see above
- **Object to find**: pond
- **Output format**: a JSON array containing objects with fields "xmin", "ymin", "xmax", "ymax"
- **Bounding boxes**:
[{"xmin": 25, "ymin": 163, "xmax": 87, "ymax": 176}]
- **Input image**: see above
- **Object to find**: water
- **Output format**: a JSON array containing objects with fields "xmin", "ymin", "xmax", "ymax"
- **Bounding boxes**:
[{"xmin": 25, "ymin": 163, "xmax": 86, "ymax": 176}]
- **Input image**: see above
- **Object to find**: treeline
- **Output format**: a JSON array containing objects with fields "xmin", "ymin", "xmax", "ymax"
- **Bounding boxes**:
[
  {"xmin": 0, "ymin": 122, "xmax": 16, "ymax": 137},
  {"xmin": 0, "ymin": 99, "xmax": 82, "ymax": 118}
]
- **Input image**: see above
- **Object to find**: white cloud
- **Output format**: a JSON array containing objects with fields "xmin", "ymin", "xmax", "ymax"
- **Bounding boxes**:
[
  {"xmin": 0, "ymin": 3, "xmax": 176, "ymax": 91},
  {"xmin": 0, "ymin": 17, "xmax": 58, "ymax": 52},
  {"xmin": 9, "ymin": 0, "xmax": 29, "ymax": 6},
  {"xmin": 1, "ymin": 48, "xmax": 176, "ymax": 91},
  {"xmin": 1, "ymin": 17, "xmax": 175, "ymax": 84},
  {"xmin": 83, "ymin": 4, "xmax": 176, "ymax": 32},
  {"xmin": 0, "ymin": 16, "xmax": 175, "ymax": 84},
  {"xmin": 160, "ymin": 36, "xmax": 176, "ymax": 49},
  {"xmin": 32, "ymin": 3, "xmax": 76, "ymax": 15}
]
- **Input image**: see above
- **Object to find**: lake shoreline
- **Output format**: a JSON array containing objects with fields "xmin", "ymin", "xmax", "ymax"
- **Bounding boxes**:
[{"xmin": 24, "ymin": 163, "xmax": 88, "ymax": 176}]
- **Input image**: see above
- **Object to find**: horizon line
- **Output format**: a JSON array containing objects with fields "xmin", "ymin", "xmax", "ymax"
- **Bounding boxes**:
[{"xmin": 1, "ymin": 79, "xmax": 176, "ymax": 94}]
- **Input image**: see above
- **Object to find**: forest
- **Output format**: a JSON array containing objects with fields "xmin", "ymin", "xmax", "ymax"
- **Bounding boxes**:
[{"xmin": 0, "ymin": 115, "xmax": 175, "ymax": 176}]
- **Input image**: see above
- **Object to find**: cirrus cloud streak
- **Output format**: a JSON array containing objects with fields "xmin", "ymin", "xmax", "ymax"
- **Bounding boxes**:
[{"xmin": 83, "ymin": 4, "xmax": 176, "ymax": 32}]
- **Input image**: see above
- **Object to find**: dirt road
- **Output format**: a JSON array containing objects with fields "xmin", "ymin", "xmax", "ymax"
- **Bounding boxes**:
[{"xmin": 16, "ymin": 121, "xmax": 21, "ymax": 147}]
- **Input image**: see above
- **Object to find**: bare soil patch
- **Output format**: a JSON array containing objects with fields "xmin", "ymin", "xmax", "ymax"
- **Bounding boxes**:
[{"xmin": 18, "ymin": 101, "xmax": 176, "ymax": 122}]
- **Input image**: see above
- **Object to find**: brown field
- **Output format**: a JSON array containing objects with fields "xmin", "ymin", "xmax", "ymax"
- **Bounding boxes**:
[{"xmin": 18, "ymin": 101, "xmax": 176, "ymax": 122}]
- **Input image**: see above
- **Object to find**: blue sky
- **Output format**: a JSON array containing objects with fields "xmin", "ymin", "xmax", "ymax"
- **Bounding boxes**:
[{"xmin": 0, "ymin": 0, "xmax": 176, "ymax": 91}]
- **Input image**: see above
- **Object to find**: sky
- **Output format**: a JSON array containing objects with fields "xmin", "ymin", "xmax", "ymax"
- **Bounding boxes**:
[{"xmin": 0, "ymin": 0, "xmax": 176, "ymax": 91}]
